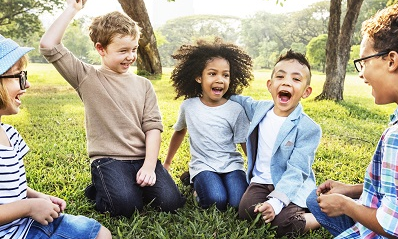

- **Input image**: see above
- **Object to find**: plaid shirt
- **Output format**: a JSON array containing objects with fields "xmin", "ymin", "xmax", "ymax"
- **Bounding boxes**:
[{"xmin": 336, "ymin": 107, "xmax": 398, "ymax": 239}]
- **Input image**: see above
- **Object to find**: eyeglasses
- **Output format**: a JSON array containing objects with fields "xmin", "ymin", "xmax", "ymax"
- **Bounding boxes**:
[
  {"xmin": 0, "ymin": 71, "xmax": 28, "ymax": 90},
  {"xmin": 353, "ymin": 51, "xmax": 390, "ymax": 72}
]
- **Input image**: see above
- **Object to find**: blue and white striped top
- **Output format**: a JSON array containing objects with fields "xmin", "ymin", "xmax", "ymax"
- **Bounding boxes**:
[{"xmin": 0, "ymin": 123, "xmax": 33, "ymax": 239}]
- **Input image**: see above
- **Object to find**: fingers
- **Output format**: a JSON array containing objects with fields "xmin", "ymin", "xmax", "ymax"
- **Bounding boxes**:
[
  {"xmin": 136, "ymin": 173, "xmax": 156, "ymax": 187},
  {"xmin": 262, "ymin": 215, "xmax": 274, "ymax": 224}
]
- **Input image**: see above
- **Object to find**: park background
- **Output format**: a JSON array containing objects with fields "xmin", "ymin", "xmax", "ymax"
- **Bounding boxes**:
[{"xmin": 1, "ymin": 0, "xmax": 397, "ymax": 238}]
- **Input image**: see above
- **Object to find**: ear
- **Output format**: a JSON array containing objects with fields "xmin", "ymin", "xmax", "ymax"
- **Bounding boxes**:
[
  {"xmin": 301, "ymin": 86, "xmax": 312, "ymax": 99},
  {"xmin": 95, "ymin": 42, "xmax": 105, "ymax": 56},
  {"xmin": 388, "ymin": 51, "xmax": 398, "ymax": 72},
  {"xmin": 196, "ymin": 77, "xmax": 201, "ymax": 83},
  {"xmin": 266, "ymin": 79, "xmax": 272, "ymax": 92}
]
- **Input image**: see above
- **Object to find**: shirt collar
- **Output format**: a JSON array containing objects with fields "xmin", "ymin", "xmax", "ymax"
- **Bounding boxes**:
[{"xmin": 388, "ymin": 106, "xmax": 398, "ymax": 126}]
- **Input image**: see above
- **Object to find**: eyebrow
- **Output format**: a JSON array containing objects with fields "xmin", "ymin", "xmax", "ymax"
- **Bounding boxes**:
[{"xmin": 275, "ymin": 69, "xmax": 303, "ymax": 76}]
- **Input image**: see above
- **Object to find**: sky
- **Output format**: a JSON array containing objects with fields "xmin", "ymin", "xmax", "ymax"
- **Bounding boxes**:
[{"xmin": 79, "ymin": 0, "xmax": 324, "ymax": 27}]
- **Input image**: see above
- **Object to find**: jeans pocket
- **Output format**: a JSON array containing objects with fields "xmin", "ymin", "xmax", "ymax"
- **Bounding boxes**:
[{"xmin": 91, "ymin": 157, "xmax": 116, "ymax": 169}]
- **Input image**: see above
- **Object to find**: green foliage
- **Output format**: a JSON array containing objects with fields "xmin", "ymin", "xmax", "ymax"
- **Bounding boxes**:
[
  {"xmin": 156, "ymin": 15, "xmax": 241, "ymax": 67},
  {"xmin": 0, "ymin": 0, "xmax": 63, "ymax": 40},
  {"xmin": 10, "ymin": 63, "xmax": 394, "ymax": 238},
  {"xmin": 63, "ymin": 18, "xmax": 98, "ymax": 64},
  {"xmin": 306, "ymin": 34, "xmax": 327, "ymax": 72}
]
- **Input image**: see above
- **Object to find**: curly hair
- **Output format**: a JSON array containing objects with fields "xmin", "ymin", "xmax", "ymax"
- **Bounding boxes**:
[
  {"xmin": 89, "ymin": 11, "xmax": 141, "ymax": 49},
  {"xmin": 361, "ymin": 4, "xmax": 398, "ymax": 53},
  {"xmin": 272, "ymin": 49, "xmax": 312, "ymax": 85},
  {"xmin": 170, "ymin": 37, "xmax": 253, "ymax": 100}
]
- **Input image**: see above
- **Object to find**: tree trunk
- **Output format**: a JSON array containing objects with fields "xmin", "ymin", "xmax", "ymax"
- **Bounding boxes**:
[
  {"xmin": 118, "ymin": 0, "xmax": 162, "ymax": 75},
  {"xmin": 315, "ymin": 0, "xmax": 364, "ymax": 101}
]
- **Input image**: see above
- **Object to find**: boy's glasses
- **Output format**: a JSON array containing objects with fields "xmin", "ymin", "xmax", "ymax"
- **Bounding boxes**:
[
  {"xmin": 0, "ymin": 71, "xmax": 28, "ymax": 90},
  {"xmin": 353, "ymin": 51, "xmax": 390, "ymax": 72}
]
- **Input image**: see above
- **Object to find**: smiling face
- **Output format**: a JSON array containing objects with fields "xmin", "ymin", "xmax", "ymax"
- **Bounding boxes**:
[
  {"xmin": 0, "ymin": 65, "xmax": 30, "ymax": 117},
  {"xmin": 96, "ymin": 34, "xmax": 139, "ymax": 74},
  {"xmin": 267, "ymin": 59, "xmax": 312, "ymax": 117},
  {"xmin": 358, "ymin": 35, "xmax": 398, "ymax": 104},
  {"xmin": 196, "ymin": 57, "xmax": 230, "ymax": 107}
]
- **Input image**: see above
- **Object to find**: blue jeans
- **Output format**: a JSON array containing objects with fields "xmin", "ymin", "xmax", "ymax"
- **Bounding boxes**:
[
  {"xmin": 193, "ymin": 170, "xmax": 248, "ymax": 210},
  {"xmin": 306, "ymin": 189, "xmax": 355, "ymax": 237},
  {"xmin": 26, "ymin": 214, "xmax": 101, "ymax": 239},
  {"xmin": 90, "ymin": 158, "xmax": 186, "ymax": 217}
]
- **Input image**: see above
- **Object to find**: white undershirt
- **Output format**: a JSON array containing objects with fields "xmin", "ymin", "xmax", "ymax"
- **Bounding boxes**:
[{"xmin": 251, "ymin": 109, "xmax": 287, "ymax": 215}]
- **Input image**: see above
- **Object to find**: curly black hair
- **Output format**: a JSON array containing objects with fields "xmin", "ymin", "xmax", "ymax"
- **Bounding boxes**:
[{"xmin": 170, "ymin": 37, "xmax": 253, "ymax": 100}]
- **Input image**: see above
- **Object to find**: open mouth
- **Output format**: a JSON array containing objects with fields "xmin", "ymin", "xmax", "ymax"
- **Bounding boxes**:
[
  {"xmin": 212, "ymin": 87, "xmax": 224, "ymax": 95},
  {"xmin": 15, "ymin": 93, "xmax": 22, "ymax": 104},
  {"xmin": 278, "ymin": 90, "xmax": 291, "ymax": 103}
]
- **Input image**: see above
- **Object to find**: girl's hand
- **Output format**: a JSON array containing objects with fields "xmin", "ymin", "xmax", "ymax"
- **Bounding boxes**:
[{"xmin": 28, "ymin": 198, "xmax": 62, "ymax": 225}]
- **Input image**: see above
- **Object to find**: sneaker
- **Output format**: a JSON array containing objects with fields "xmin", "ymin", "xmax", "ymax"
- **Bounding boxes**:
[
  {"xmin": 179, "ymin": 171, "xmax": 191, "ymax": 186},
  {"xmin": 84, "ymin": 184, "xmax": 96, "ymax": 202}
]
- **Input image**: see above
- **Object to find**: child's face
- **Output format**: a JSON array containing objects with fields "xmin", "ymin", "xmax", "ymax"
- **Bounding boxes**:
[
  {"xmin": 358, "ymin": 36, "xmax": 398, "ymax": 104},
  {"xmin": 196, "ymin": 57, "xmax": 230, "ymax": 107},
  {"xmin": 267, "ymin": 59, "xmax": 312, "ymax": 117},
  {"xmin": 0, "ymin": 65, "xmax": 30, "ymax": 116},
  {"xmin": 96, "ymin": 34, "xmax": 139, "ymax": 74}
]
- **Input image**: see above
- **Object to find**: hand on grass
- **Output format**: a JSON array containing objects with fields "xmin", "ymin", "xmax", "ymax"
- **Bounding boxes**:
[{"xmin": 254, "ymin": 202, "xmax": 275, "ymax": 223}]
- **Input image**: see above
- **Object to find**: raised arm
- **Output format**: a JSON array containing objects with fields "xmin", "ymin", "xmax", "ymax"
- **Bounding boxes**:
[{"xmin": 40, "ymin": 0, "xmax": 85, "ymax": 49}]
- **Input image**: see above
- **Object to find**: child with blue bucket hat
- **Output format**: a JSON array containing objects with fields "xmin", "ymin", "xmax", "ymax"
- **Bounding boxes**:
[{"xmin": 0, "ymin": 34, "xmax": 111, "ymax": 239}]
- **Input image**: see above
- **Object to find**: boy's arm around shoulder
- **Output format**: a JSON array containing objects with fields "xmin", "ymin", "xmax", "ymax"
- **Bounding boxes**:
[{"xmin": 230, "ymin": 94, "xmax": 264, "ymax": 121}]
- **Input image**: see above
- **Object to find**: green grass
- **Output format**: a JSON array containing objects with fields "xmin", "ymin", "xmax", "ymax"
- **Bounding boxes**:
[{"xmin": 5, "ymin": 63, "xmax": 395, "ymax": 238}]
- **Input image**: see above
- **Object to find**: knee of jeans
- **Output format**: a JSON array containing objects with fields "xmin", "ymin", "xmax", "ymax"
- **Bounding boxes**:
[
  {"xmin": 106, "ymin": 193, "xmax": 143, "ymax": 217},
  {"xmin": 306, "ymin": 190, "xmax": 318, "ymax": 210},
  {"xmin": 156, "ymin": 195, "xmax": 186, "ymax": 213}
]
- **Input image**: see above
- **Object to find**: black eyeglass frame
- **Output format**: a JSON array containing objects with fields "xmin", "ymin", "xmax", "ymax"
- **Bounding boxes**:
[
  {"xmin": 353, "ymin": 51, "xmax": 390, "ymax": 72},
  {"xmin": 0, "ymin": 71, "xmax": 27, "ymax": 90}
]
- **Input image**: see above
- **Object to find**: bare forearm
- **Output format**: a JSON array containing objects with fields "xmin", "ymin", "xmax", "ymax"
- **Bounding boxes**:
[
  {"xmin": 343, "ymin": 199, "xmax": 394, "ymax": 238},
  {"xmin": 144, "ymin": 129, "xmax": 161, "ymax": 169},
  {"xmin": 164, "ymin": 129, "xmax": 186, "ymax": 166},
  {"xmin": 40, "ymin": 5, "xmax": 80, "ymax": 48},
  {"xmin": 0, "ymin": 200, "xmax": 32, "ymax": 225}
]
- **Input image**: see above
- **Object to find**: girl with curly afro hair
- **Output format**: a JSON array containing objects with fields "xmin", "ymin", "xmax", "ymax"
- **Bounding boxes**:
[{"xmin": 164, "ymin": 37, "xmax": 253, "ymax": 211}]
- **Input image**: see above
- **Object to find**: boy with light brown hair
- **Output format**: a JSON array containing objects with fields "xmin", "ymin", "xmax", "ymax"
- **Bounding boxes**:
[{"xmin": 40, "ymin": 0, "xmax": 185, "ymax": 217}]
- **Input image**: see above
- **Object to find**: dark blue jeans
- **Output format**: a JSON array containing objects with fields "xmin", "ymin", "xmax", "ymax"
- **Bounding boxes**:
[
  {"xmin": 306, "ymin": 189, "xmax": 355, "ymax": 237},
  {"xmin": 90, "ymin": 158, "xmax": 186, "ymax": 217},
  {"xmin": 193, "ymin": 170, "xmax": 248, "ymax": 210}
]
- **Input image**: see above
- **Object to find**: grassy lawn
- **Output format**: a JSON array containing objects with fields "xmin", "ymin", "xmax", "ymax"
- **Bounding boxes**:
[{"xmin": 6, "ymin": 63, "xmax": 395, "ymax": 238}]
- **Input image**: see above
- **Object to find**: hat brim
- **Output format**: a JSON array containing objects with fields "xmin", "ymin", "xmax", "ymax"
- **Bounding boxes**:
[{"xmin": 0, "ymin": 47, "xmax": 34, "ymax": 75}]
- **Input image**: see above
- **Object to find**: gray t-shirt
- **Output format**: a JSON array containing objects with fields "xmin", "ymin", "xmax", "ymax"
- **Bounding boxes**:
[{"xmin": 174, "ymin": 97, "xmax": 249, "ymax": 181}]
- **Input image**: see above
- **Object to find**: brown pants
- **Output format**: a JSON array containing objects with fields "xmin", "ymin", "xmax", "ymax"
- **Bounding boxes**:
[{"xmin": 238, "ymin": 183, "xmax": 307, "ymax": 238}]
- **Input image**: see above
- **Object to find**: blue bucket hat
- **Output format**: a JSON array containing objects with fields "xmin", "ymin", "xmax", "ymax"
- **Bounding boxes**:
[{"xmin": 0, "ymin": 34, "xmax": 34, "ymax": 75}]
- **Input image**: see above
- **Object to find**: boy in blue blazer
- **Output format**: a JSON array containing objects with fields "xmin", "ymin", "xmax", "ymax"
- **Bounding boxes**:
[{"xmin": 230, "ymin": 50, "xmax": 321, "ymax": 238}]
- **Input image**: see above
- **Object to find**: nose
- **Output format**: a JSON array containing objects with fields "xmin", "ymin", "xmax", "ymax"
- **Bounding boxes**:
[
  {"xmin": 127, "ymin": 51, "xmax": 137, "ymax": 61},
  {"xmin": 24, "ymin": 80, "xmax": 31, "ymax": 89}
]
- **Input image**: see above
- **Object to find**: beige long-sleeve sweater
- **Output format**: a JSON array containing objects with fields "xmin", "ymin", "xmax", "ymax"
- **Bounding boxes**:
[{"xmin": 40, "ymin": 44, "xmax": 163, "ymax": 161}]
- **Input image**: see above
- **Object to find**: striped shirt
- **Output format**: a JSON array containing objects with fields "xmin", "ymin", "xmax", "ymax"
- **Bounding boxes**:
[
  {"xmin": 0, "ymin": 123, "xmax": 33, "ymax": 239},
  {"xmin": 336, "ymin": 107, "xmax": 398, "ymax": 239}
]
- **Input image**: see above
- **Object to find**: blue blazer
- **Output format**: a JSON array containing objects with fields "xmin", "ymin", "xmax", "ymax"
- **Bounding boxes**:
[{"xmin": 230, "ymin": 95, "xmax": 321, "ymax": 208}]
